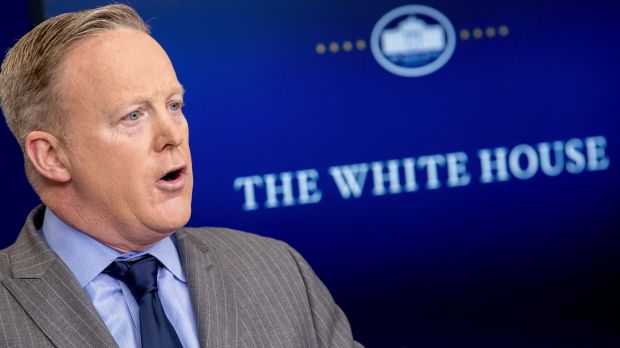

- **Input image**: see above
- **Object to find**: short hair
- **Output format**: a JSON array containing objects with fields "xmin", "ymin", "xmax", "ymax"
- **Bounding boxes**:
[{"xmin": 0, "ymin": 4, "xmax": 149, "ymax": 191}]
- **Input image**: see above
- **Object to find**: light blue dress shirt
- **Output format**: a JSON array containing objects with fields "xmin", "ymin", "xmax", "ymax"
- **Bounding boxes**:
[{"xmin": 39, "ymin": 208, "xmax": 200, "ymax": 348}]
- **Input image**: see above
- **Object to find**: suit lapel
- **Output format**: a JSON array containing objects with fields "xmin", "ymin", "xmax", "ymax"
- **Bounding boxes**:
[
  {"xmin": 1, "ymin": 205, "xmax": 117, "ymax": 348},
  {"xmin": 177, "ymin": 229, "xmax": 238, "ymax": 348}
]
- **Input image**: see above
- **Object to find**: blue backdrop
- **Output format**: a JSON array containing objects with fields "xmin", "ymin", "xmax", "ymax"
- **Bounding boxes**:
[{"xmin": 1, "ymin": 1, "xmax": 618, "ymax": 346}]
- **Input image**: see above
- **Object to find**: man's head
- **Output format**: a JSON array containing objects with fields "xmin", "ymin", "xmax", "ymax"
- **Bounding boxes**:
[{"xmin": 0, "ymin": 4, "xmax": 193, "ymax": 251}]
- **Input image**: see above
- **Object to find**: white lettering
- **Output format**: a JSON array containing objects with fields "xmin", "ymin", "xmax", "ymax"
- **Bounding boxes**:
[
  {"xmin": 538, "ymin": 141, "xmax": 564, "ymax": 176},
  {"xmin": 417, "ymin": 155, "xmax": 445, "ymax": 189},
  {"xmin": 478, "ymin": 147, "xmax": 509, "ymax": 183},
  {"xmin": 296, "ymin": 169, "xmax": 323, "ymax": 204},
  {"xmin": 509, "ymin": 144, "xmax": 539, "ymax": 180},
  {"xmin": 264, "ymin": 172, "xmax": 295, "ymax": 208},
  {"xmin": 328, "ymin": 164, "xmax": 369, "ymax": 199},
  {"xmin": 446, "ymin": 152, "xmax": 470, "ymax": 187},
  {"xmin": 371, "ymin": 160, "xmax": 402, "ymax": 196},
  {"xmin": 565, "ymin": 138, "xmax": 586, "ymax": 174},
  {"xmin": 585, "ymin": 136, "xmax": 610, "ymax": 171},
  {"xmin": 402, "ymin": 158, "xmax": 418, "ymax": 192},
  {"xmin": 233, "ymin": 135, "xmax": 609, "ymax": 210},
  {"xmin": 233, "ymin": 175, "xmax": 263, "ymax": 211}
]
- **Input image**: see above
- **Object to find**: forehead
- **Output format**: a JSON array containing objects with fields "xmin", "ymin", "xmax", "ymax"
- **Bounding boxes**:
[{"xmin": 58, "ymin": 29, "xmax": 181, "ymax": 106}]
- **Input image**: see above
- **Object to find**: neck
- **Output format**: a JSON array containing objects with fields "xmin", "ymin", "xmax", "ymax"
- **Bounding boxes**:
[{"xmin": 43, "ymin": 202, "xmax": 171, "ymax": 254}]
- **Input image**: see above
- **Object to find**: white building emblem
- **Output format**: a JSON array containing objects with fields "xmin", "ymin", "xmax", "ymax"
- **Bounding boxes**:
[{"xmin": 371, "ymin": 5, "xmax": 456, "ymax": 77}]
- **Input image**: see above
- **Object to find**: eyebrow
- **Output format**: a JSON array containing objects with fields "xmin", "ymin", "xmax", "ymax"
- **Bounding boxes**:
[
  {"xmin": 173, "ymin": 84, "xmax": 186, "ymax": 97},
  {"xmin": 129, "ymin": 84, "xmax": 185, "ymax": 105}
]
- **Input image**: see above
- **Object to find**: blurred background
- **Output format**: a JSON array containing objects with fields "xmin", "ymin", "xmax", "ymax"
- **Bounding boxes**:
[{"xmin": 1, "ymin": 1, "xmax": 618, "ymax": 346}]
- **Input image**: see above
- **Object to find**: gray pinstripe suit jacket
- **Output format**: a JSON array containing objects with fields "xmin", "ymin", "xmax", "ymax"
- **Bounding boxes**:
[{"xmin": 0, "ymin": 206, "xmax": 362, "ymax": 347}]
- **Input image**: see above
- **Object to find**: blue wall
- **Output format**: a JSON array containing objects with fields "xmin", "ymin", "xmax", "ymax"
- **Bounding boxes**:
[
  {"xmin": 1, "ymin": 1, "xmax": 618, "ymax": 346},
  {"xmin": 0, "ymin": 2, "xmax": 41, "ymax": 242}
]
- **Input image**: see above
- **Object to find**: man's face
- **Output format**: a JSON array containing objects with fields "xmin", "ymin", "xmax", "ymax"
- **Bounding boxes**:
[{"xmin": 57, "ymin": 29, "xmax": 193, "ymax": 247}]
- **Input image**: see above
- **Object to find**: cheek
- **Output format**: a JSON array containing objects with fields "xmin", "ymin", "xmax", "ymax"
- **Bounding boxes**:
[{"xmin": 73, "ymin": 142, "xmax": 147, "ymax": 188}]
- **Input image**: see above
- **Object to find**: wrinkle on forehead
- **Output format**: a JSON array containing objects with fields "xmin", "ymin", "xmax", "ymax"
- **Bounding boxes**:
[{"xmin": 57, "ymin": 28, "xmax": 181, "ymax": 117}]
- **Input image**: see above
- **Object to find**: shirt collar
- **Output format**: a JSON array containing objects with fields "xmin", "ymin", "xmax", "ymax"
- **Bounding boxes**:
[{"xmin": 40, "ymin": 207, "xmax": 186, "ymax": 288}]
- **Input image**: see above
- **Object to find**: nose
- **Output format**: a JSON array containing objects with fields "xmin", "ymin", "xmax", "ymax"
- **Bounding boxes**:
[{"xmin": 153, "ymin": 110, "xmax": 184, "ymax": 151}]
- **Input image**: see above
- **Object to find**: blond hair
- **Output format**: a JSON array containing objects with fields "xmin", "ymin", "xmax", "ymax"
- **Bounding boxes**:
[{"xmin": 0, "ymin": 4, "xmax": 149, "ymax": 190}]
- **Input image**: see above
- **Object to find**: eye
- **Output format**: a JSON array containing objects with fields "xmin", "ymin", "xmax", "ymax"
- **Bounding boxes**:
[
  {"xmin": 125, "ymin": 110, "xmax": 141, "ymax": 121},
  {"xmin": 169, "ymin": 101, "xmax": 183, "ymax": 112}
]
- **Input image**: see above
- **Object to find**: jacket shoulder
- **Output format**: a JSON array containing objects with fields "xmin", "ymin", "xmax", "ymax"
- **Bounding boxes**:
[
  {"xmin": 182, "ymin": 226, "xmax": 281, "ymax": 242},
  {"xmin": 177, "ymin": 227, "xmax": 361, "ymax": 347},
  {"xmin": 180, "ymin": 226, "xmax": 293, "ymax": 263},
  {"xmin": 0, "ymin": 248, "xmax": 10, "ymax": 281}
]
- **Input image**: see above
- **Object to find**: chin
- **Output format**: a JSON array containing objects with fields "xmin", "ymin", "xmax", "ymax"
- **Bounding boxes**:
[
  {"xmin": 150, "ymin": 203, "xmax": 191, "ymax": 233},
  {"xmin": 149, "ymin": 185, "xmax": 192, "ymax": 223}
]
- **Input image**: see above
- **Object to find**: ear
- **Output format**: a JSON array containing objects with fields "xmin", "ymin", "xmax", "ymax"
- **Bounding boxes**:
[{"xmin": 24, "ymin": 131, "xmax": 71, "ymax": 183}]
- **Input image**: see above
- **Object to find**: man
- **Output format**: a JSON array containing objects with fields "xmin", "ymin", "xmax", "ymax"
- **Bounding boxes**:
[{"xmin": 0, "ymin": 4, "xmax": 361, "ymax": 347}]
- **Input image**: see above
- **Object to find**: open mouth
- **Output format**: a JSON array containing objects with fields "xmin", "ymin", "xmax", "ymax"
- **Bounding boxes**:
[
  {"xmin": 156, "ymin": 166, "xmax": 187, "ymax": 191},
  {"xmin": 161, "ymin": 168, "xmax": 183, "ymax": 181},
  {"xmin": 158, "ymin": 165, "xmax": 187, "ymax": 183}
]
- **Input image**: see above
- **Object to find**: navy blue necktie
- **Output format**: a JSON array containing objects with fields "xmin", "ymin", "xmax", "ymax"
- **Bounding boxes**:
[{"xmin": 104, "ymin": 255, "xmax": 183, "ymax": 348}]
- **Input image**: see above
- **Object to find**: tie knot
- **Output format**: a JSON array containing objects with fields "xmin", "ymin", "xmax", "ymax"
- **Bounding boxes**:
[{"xmin": 104, "ymin": 254, "xmax": 160, "ymax": 301}]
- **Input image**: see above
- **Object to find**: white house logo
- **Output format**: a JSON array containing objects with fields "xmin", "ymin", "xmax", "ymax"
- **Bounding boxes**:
[{"xmin": 371, "ymin": 5, "xmax": 456, "ymax": 77}]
